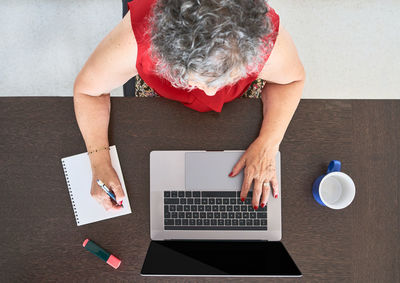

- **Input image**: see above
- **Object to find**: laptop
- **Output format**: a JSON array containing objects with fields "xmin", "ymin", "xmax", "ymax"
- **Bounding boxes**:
[{"xmin": 141, "ymin": 150, "xmax": 301, "ymax": 277}]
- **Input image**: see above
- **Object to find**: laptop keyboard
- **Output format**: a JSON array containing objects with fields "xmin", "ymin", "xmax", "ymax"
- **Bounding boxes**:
[{"xmin": 164, "ymin": 191, "xmax": 267, "ymax": 230}]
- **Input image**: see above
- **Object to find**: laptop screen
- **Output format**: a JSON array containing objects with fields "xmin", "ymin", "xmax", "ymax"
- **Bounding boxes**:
[{"xmin": 141, "ymin": 241, "xmax": 301, "ymax": 277}]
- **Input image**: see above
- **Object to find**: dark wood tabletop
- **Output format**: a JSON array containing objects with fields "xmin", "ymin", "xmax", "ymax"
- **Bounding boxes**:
[{"xmin": 0, "ymin": 97, "xmax": 398, "ymax": 282}]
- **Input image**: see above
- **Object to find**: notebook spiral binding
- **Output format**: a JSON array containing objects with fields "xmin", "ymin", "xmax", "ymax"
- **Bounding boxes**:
[{"xmin": 62, "ymin": 159, "xmax": 80, "ymax": 225}]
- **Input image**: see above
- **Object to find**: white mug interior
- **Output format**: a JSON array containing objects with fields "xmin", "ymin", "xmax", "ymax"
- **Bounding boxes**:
[{"xmin": 319, "ymin": 172, "xmax": 356, "ymax": 209}]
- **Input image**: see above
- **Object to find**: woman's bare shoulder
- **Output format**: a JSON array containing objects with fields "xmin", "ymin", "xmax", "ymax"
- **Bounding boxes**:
[
  {"xmin": 74, "ymin": 11, "xmax": 139, "ymax": 96},
  {"xmin": 257, "ymin": 24, "xmax": 305, "ymax": 84}
]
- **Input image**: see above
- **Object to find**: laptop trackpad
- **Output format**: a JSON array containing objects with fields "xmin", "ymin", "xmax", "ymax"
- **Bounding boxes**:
[{"xmin": 185, "ymin": 151, "xmax": 247, "ymax": 191}]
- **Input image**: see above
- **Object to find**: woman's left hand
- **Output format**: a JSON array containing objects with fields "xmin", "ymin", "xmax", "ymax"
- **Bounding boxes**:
[{"xmin": 229, "ymin": 136, "xmax": 279, "ymax": 209}]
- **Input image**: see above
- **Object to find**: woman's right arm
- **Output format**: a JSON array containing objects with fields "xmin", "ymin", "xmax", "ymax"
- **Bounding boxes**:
[{"xmin": 73, "ymin": 11, "xmax": 138, "ymax": 210}]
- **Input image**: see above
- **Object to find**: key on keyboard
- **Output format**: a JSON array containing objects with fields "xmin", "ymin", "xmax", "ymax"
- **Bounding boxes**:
[{"xmin": 163, "ymin": 191, "xmax": 267, "ymax": 230}]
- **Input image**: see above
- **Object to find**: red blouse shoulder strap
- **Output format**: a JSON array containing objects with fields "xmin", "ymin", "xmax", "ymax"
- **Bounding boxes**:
[{"xmin": 128, "ymin": 0, "xmax": 157, "ymax": 44}]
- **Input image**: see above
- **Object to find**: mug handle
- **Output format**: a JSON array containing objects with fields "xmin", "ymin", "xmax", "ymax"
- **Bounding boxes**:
[{"xmin": 327, "ymin": 160, "xmax": 341, "ymax": 173}]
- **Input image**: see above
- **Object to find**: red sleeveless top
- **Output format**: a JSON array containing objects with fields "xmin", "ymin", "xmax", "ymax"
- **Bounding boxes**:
[{"xmin": 128, "ymin": 0, "xmax": 280, "ymax": 113}]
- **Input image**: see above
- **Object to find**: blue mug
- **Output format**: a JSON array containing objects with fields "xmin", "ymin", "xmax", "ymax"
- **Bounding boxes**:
[{"xmin": 312, "ymin": 160, "xmax": 356, "ymax": 209}]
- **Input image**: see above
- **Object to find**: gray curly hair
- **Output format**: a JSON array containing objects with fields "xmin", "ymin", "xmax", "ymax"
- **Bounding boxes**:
[{"xmin": 148, "ymin": 0, "xmax": 274, "ymax": 91}]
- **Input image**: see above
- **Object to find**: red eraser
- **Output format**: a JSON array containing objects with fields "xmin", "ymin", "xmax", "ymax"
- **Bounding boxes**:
[{"xmin": 106, "ymin": 255, "xmax": 122, "ymax": 269}]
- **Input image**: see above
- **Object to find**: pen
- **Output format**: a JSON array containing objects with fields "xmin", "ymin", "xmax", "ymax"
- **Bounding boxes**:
[{"xmin": 96, "ymin": 179, "xmax": 123, "ymax": 207}]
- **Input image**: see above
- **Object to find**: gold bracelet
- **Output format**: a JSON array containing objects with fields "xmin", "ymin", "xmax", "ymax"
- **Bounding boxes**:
[{"xmin": 87, "ymin": 146, "xmax": 110, "ymax": 155}]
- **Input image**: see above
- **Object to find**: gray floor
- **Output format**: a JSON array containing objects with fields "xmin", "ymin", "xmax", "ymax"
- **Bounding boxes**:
[{"xmin": 0, "ymin": 0, "xmax": 399, "ymax": 99}]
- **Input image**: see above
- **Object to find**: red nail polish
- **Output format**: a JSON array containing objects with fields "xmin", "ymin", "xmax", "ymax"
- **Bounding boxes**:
[
  {"xmin": 274, "ymin": 194, "xmax": 278, "ymax": 199},
  {"xmin": 229, "ymin": 172, "xmax": 233, "ymax": 177},
  {"xmin": 119, "ymin": 201, "xmax": 123, "ymax": 205},
  {"xmin": 260, "ymin": 203, "xmax": 265, "ymax": 208},
  {"xmin": 254, "ymin": 206, "xmax": 258, "ymax": 210},
  {"xmin": 241, "ymin": 198, "xmax": 245, "ymax": 202}
]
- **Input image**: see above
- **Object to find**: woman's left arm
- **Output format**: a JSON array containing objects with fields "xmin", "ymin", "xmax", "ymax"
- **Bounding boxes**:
[
  {"xmin": 259, "ymin": 78, "xmax": 305, "ymax": 151},
  {"xmin": 230, "ymin": 25, "xmax": 306, "ymax": 208}
]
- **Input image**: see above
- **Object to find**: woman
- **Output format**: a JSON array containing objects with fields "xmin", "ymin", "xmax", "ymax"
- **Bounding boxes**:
[{"xmin": 73, "ymin": 0, "xmax": 305, "ymax": 211}]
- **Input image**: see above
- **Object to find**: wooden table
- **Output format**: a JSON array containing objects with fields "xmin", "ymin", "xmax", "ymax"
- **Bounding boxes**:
[{"xmin": 0, "ymin": 97, "xmax": 398, "ymax": 282}]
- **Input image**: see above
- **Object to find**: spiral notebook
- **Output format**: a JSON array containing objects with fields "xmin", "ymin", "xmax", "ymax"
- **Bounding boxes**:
[{"xmin": 61, "ymin": 145, "xmax": 132, "ymax": 226}]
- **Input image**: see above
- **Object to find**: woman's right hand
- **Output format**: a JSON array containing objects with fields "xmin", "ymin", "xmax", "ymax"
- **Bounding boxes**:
[{"xmin": 90, "ymin": 162, "xmax": 125, "ymax": 211}]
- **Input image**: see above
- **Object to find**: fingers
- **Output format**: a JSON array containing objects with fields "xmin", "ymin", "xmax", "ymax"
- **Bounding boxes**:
[
  {"xmin": 252, "ymin": 179, "xmax": 263, "ymax": 209},
  {"xmin": 101, "ymin": 198, "xmax": 114, "ymax": 211},
  {"xmin": 260, "ymin": 181, "xmax": 271, "ymax": 207},
  {"xmin": 111, "ymin": 201, "xmax": 123, "ymax": 210},
  {"xmin": 109, "ymin": 181, "xmax": 125, "ymax": 205},
  {"xmin": 101, "ymin": 197, "xmax": 122, "ymax": 211},
  {"xmin": 91, "ymin": 185, "xmax": 123, "ymax": 211},
  {"xmin": 99, "ymin": 189, "xmax": 123, "ymax": 211},
  {"xmin": 240, "ymin": 169, "xmax": 253, "ymax": 202},
  {"xmin": 270, "ymin": 174, "xmax": 279, "ymax": 199},
  {"xmin": 229, "ymin": 154, "xmax": 246, "ymax": 177}
]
